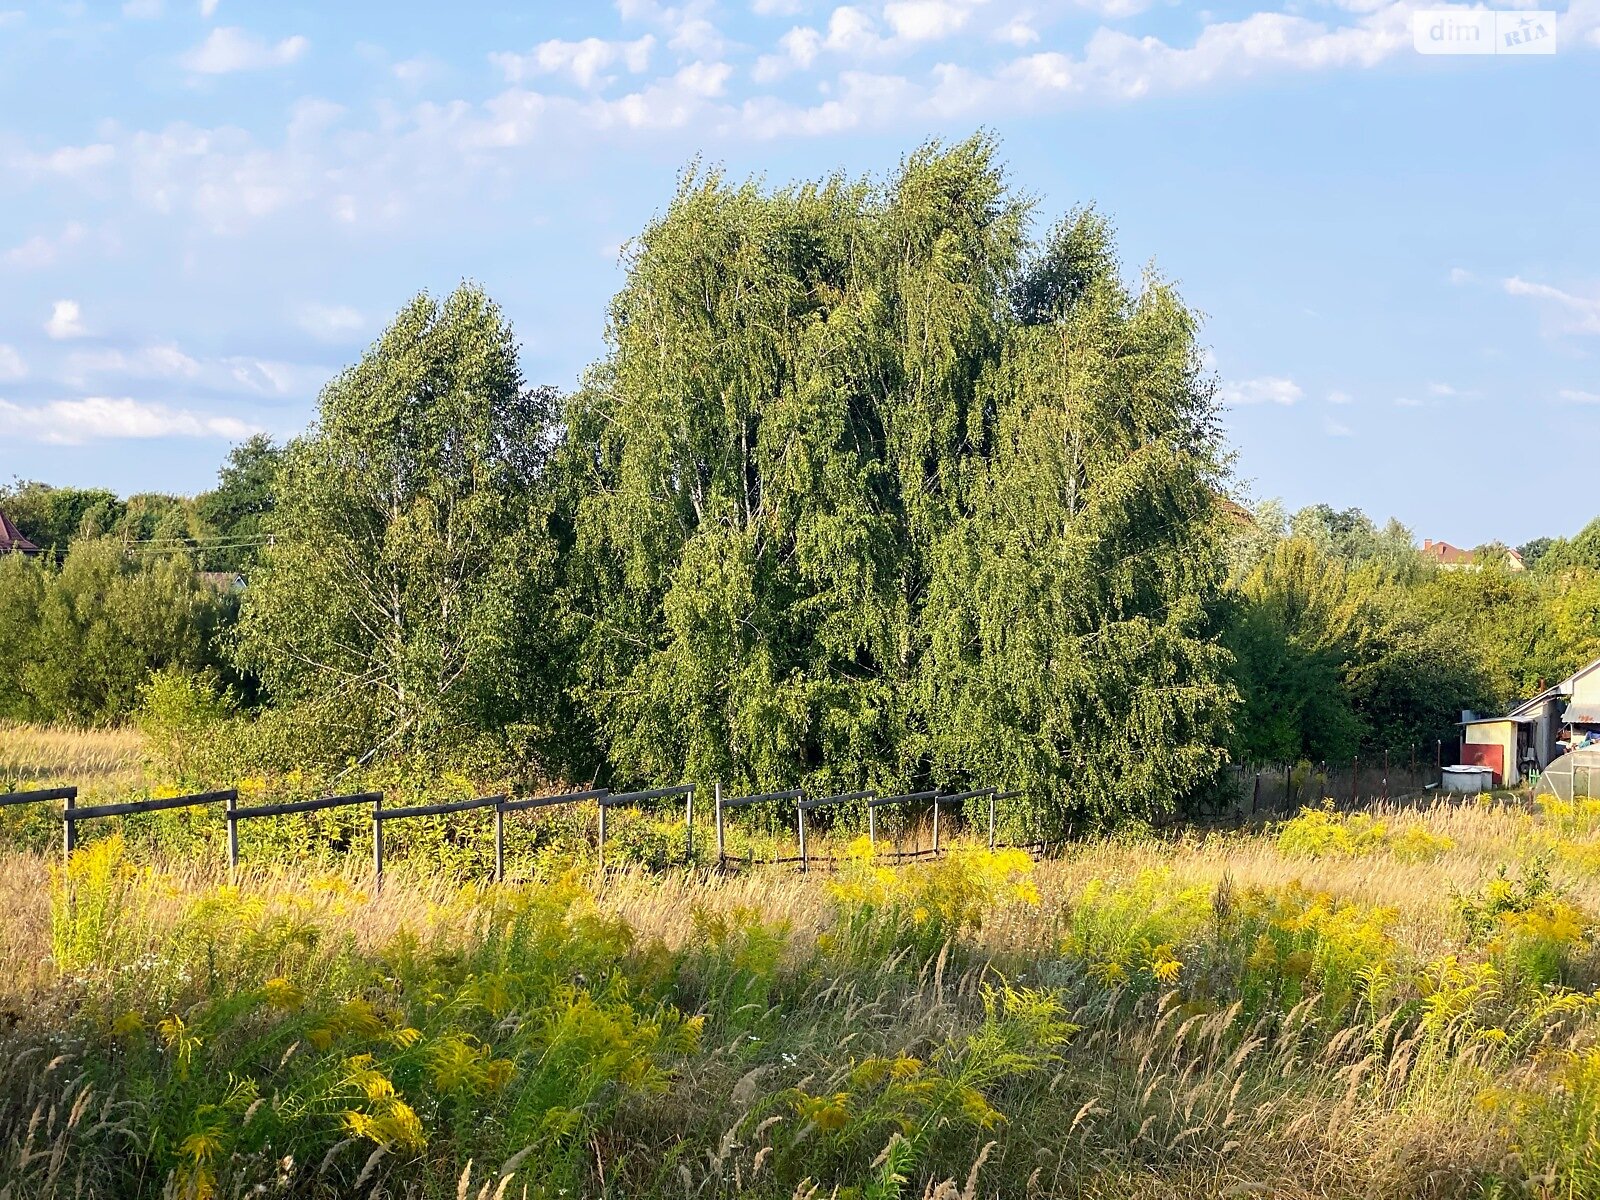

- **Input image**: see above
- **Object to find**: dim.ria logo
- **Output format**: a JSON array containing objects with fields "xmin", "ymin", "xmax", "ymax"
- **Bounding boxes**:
[{"xmin": 1412, "ymin": 9, "xmax": 1558, "ymax": 54}]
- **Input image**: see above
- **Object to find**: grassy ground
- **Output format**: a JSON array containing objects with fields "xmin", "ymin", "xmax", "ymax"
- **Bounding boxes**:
[
  {"xmin": 0, "ymin": 721, "xmax": 145, "ymax": 795},
  {"xmin": 4, "ymin": 733, "xmax": 1600, "ymax": 1197}
]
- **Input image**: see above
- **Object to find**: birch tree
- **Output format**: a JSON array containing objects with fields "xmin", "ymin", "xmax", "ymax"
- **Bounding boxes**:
[{"xmin": 234, "ymin": 285, "xmax": 560, "ymax": 764}]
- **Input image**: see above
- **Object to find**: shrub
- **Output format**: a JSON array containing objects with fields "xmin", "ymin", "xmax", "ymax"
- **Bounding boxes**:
[{"xmin": 824, "ymin": 843, "xmax": 1040, "ymax": 966}]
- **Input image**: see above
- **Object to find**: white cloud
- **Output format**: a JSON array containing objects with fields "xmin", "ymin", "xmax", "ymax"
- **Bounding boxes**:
[
  {"xmin": 199, "ymin": 0, "xmax": 219, "ymax": 14},
  {"xmin": 1394, "ymin": 395, "xmax": 1424, "ymax": 407},
  {"xmin": 884, "ymin": 0, "xmax": 970, "ymax": 41},
  {"xmin": 675, "ymin": 60, "xmax": 733, "ymax": 96},
  {"xmin": 123, "ymin": 0, "xmax": 163, "ymax": 17},
  {"xmin": 392, "ymin": 56, "xmax": 440, "ymax": 85},
  {"xmin": 617, "ymin": 0, "xmax": 727, "ymax": 57},
  {"xmin": 1323, "ymin": 416, "xmax": 1353, "ymax": 437},
  {"xmin": 9, "ymin": 142, "xmax": 115, "ymax": 178},
  {"xmin": 751, "ymin": 0, "xmax": 803, "ymax": 12},
  {"xmin": 946, "ymin": 2, "xmax": 1415, "ymax": 109},
  {"xmin": 1075, "ymin": 0, "xmax": 1153, "ymax": 16},
  {"xmin": 754, "ymin": 6, "xmax": 914, "ymax": 77},
  {"xmin": 1427, "ymin": 381, "xmax": 1458, "ymax": 396},
  {"xmin": 1327, "ymin": 389, "xmax": 1353, "ymax": 404},
  {"xmin": 1559, "ymin": 388, "xmax": 1600, "ymax": 404},
  {"xmin": 45, "ymin": 300, "xmax": 86, "ymax": 340},
  {"xmin": 1503, "ymin": 276, "xmax": 1600, "ymax": 335},
  {"xmin": 738, "ymin": 69, "xmax": 915, "ymax": 136},
  {"xmin": 181, "ymin": 26, "xmax": 308, "ymax": 74},
  {"xmin": 1448, "ymin": 266, "xmax": 1474, "ymax": 285},
  {"xmin": 492, "ymin": 35, "xmax": 655, "ymax": 89},
  {"xmin": 64, "ymin": 344, "xmax": 201, "ymax": 383},
  {"xmin": 0, "ymin": 345, "xmax": 26, "ymax": 383},
  {"xmin": 1222, "ymin": 376, "xmax": 1302, "ymax": 406},
  {"xmin": 127, "ymin": 123, "xmax": 301, "ymax": 233},
  {"xmin": 222, "ymin": 357, "xmax": 325, "ymax": 396},
  {"xmin": 4, "ymin": 222, "xmax": 89, "ymax": 269},
  {"xmin": 584, "ymin": 64, "xmax": 737, "ymax": 130},
  {"xmin": 0, "ymin": 397, "xmax": 258, "ymax": 444},
  {"xmin": 994, "ymin": 16, "xmax": 1039, "ymax": 45},
  {"xmin": 296, "ymin": 302, "xmax": 365, "ymax": 341}
]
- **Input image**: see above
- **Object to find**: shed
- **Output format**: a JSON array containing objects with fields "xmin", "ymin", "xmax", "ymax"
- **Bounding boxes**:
[{"xmin": 1460, "ymin": 716, "xmax": 1531, "ymax": 786}]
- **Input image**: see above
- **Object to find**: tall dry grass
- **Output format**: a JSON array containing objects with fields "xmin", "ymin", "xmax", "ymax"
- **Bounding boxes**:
[
  {"xmin": 0, "ymin": 721, "xmax": 147, "ymax": 795},
  {"xmin": 3, "ymin": 783, "xmax": 1600, "ymax": 1196}
]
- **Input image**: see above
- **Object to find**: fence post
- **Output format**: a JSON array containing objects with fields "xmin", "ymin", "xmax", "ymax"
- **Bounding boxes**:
[
  {"xmin": 988, "ymin": 792, "xmax": 997, "ymax": 850},
  {"xmin": 797, "ymin": 796, "xmax": 807, "ymax": 873},
  {"xmin": 226, "ymin": 791, "xmax": 239, "ymax": 874},
  {"xmin": 714, "ymin": 782, "xmax": 724, "ymax": 870},
  {"xmin": 597, "ymin": 800, "xmax": 607, "ymax": 878},
  {"xmin": 685, "ymin": 785, "xmax": 694, "ymax": 866},
  {"xmin": 372, "ymin": 794, "xmax": 384, "ymax": 886},
  {"xmin": 1383, "ymin": 750, "xmax": 1390, "ymax": 802},
  {"xmin": 494, "ymin": 803, "xmax": 505, "ymax": 884},
  {"xmin": 1410, "ymin": 743, "xmax": 1417, "ymax": 789},
  {"xmin": 1252, "ymin": 771, "xmax": 1260, "ymax": 816},
  {"xmin": 931, "ymin": 798, "xmax": 940, "ymax": 859},
  {"xmin": 1284, "ymin": 763, "xmax": 1292, "ymax": 809},
  {"xmin": 868, "ymin": 802, "xmax": 876, "ymax": 851},
  {"xmin": 62, "ymin": 791, "xmax": 76, "ymax": 858},
  {"xmin": 1351, "ymin": 756, "xmax": 1359, "ymax": 807}
]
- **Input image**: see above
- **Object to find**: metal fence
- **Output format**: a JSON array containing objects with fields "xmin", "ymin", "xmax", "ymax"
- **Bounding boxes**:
[
  {"xmin": 1223, "ymin": 744, "xmax": 1449, "ymax": 822},
  {"xmin": 1, "ymin": 747, "xmax": 1465, "ymax": 878},
  {"xmin": 1, "ymin": 779, "xmax": 1038, "ymax": 878}
]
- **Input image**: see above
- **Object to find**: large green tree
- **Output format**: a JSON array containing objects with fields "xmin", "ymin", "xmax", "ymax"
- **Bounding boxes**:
[
  {"xmin": 560, "ymin": 138, "xmax": 1237, "ymax": 825},
  {"xmin": 233, "ymin": 285, "xmax": 563, "ymax": 767},
  {"xmin": 918, "ymin": 210, "xmax": 1236, "ymax": 828}
]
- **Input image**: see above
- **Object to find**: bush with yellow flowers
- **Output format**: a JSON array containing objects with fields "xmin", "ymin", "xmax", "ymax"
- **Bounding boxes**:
[
  {"xmin": 1276, "ymin": 801, "xmax": 1453, "ymax": 862},
  {"xmin": 824, "ymin": 842, "xmax": 1040, "ymax": 967}
]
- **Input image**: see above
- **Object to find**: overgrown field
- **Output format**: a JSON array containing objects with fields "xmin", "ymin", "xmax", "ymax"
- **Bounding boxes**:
[{"xmin": 8, "ymin": 757, "xmax": 1600, "ymax": 1200}]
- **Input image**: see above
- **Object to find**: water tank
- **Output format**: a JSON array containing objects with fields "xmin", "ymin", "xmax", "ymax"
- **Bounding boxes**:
[{"xmin": 1442, "ymin": 765, "xmax": 1493, "ymax": 793}]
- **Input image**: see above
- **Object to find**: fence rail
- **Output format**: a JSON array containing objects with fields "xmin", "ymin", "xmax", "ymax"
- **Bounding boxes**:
[
  {"xmin": 6, "ymin": 755, "xmax": 1459, "ymax": 881},
  {"xmin": 64, "ymin": 787, "xmax": 236, "ymax": 854},
  {"xmin": 0, "ymin": 786, "xmax": 75, "ymax": 809},
  {"xmin": 8, "ymin": 778, "xmax": 1029, "ymax": 877}
]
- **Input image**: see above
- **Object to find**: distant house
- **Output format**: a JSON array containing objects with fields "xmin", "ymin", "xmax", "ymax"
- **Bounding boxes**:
[
  {"xmin": 1217, "ymin": 497, "xmax": 1258, "ymax": 529},
  {"xmin": 1461, "ymin": 655, "xmax": 1600, "ymax": 785},
  {"xmin": 1422, "ymin": 539, "xmax": 1525, "ymax": 571},
  {"xmin": 0, "ymin": 507, "xmax": 40, "ymax": 556},
  {"xmin": 198, "ymin": 572, "xmax": 246, "ymax": 594}
]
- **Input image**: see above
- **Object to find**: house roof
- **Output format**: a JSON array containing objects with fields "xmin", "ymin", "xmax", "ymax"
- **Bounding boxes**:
[
  {"xmin": 1421, "ymin": 539, "xmax": 1526, "ymax": 571},
  {"xmin": 1216, "ymin": 497, "xmax": 1257, "ymax": 528},
  {"xmin": 1422, "ymin": 539, "xmax": 1476, "ymax": 565},
  {"xmin": 1507, "ymin": 656, "xmax": 1600, "ymax": 719},
  {"xmin": 0, "ymin": 507, "xmax": 38, "ymax": 554}
]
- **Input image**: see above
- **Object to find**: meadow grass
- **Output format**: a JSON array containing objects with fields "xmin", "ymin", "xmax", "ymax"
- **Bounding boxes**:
[
  {"xmin": 5, "ymin": 741, "xmax": 1600, "ymax": 1197},
  {"xmin": 0, "ymin": 722, "xmax": 145, "ymax": 794}
]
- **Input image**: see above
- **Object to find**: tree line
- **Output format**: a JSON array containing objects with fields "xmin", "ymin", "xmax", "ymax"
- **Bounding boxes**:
[{"xmin": 4, "ymin": 137, "xmax": 1598, "ymax": 831}]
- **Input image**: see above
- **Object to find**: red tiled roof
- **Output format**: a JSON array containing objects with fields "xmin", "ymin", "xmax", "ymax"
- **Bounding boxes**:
[{"xmin": 1421, "ymin": 539, "xmax": 1475, "ymax": 565}]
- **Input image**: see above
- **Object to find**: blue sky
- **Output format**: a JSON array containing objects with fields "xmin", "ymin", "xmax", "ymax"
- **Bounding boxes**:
[{"xmin": 1, "ymin": 0, "xmax": 1596, "ymax": 546}]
